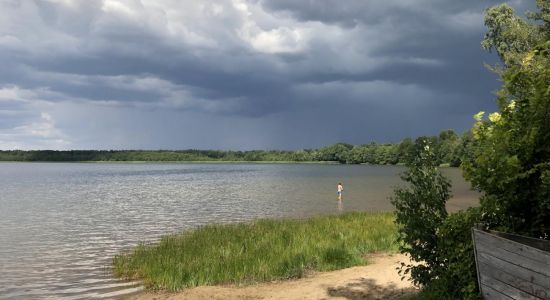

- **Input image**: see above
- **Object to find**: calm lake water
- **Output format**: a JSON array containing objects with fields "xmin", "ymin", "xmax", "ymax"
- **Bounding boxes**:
[{"xmin": 0, "ymin": 163, "xmax": 479, "ymax": 299}]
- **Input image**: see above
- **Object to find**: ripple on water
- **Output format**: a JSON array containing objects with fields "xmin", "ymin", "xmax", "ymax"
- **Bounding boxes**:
[{"xmin": 0, "ymin": 163, "xmax": 479, "ymax": 299}]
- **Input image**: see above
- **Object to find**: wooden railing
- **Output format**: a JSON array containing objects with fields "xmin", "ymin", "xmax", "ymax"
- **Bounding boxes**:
[{"xmin": 472, "ymin": 226, "xmax": 550, "ymax": 299}]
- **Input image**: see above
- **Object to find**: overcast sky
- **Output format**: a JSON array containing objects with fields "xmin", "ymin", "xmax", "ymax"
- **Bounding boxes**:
[{"xmin": 0, "ymin": 0, "xmax": 534, "ymax": 150}]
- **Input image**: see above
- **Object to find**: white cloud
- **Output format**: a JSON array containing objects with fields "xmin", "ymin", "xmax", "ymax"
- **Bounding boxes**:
[
  {"xmin": 396, "ymin": 57, "xmax": 446, "ymax": 67},
  {"xmin": 13, "ymin": 112, "xmax": 61, "ymax": 139},
  {"xmin": 0, "ymin": 111, "xmax": 71, "ymax": 150},
  {"xmin": 248, "ymin": 26, "xmax": 305, "ymax": 53},
  {"xmin": 0, "ymin": 85, "xmax": 32, "ymax": 103},
  {"xmin": 0, "ymin": 34, "xmax": 21, "ymax": 49},
  {"xmin": 101, "ymin": 0, "xmax": 138, "ymax": 17}
]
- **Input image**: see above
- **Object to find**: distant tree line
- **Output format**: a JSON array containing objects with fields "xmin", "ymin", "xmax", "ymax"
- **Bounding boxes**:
[{"xmin": 0, "ymin": 129, "xmax": 470, "ymax": 167}]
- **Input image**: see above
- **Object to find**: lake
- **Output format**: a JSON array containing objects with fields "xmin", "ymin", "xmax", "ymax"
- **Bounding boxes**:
[{"xmin": 0, "ymin": 163, "xmax": 478, "ymax": 299}]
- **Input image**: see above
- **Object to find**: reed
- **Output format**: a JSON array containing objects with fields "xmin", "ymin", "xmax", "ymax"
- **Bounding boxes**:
[{"xmin": 113, "ymin": 212, "xmax": 397, "ymax": 291}]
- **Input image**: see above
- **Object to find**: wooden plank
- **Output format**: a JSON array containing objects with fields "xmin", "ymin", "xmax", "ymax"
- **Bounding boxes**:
[
  {"xmin": 481, "ymin": 283, "xmax": 514, "ymax": 300},
  {"xmin": 478, "ymin": 262, "xmax": 550, "ymax": 299},
  {"xmin": 475, "ymin": 239, "xmax": 550, "ymax": 278},
  {"xmin": 476, "ymin": 251, "xmax": 550, "ymax": 293},
  {"xmin": 473, "ymin": 228, "xmax": 550, "ymax": 299},
  {"xmin": 492, "ymin": 231, "xmax": 550, "ymax": 252},
  {"xmin": 474, "ymin": 229, "xmax": 550, "ymax": 265},
  {"xmin": 473, "ymin": 228, "xmax": 483, "ymax": 299},
  {"xmin": 480, "ymin": 274, "xmax": 540, "ymax": 300}
]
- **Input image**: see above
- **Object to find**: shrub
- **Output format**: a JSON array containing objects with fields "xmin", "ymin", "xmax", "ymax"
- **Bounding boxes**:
[
  {"xmin": 430, "ymin": 208, "xmax": 482, "ymax": 299},
  {"xmin": 391, "ymin": 138, "xmax": 450, "ymax": 286},
  {"xmin": 405, "ymin": 208, "xmax": 482, "ymax": 300}
]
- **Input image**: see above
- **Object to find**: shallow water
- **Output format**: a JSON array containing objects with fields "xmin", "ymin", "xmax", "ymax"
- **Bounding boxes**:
[{"xmin": 0, "ymin": 163, "xmax": 478, "ymax": 299}]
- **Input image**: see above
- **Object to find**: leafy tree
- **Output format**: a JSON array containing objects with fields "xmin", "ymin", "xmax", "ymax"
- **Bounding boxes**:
[
  {"xmin": 437, "ymin": 129, "xmax": 460, "ymax": 166},
  {"xmin": 315, "ymin": 143, "xmax": 353, "ymax": 163},
  {"xmin": 463, "ymin": 1, "xmax": 550, "ymax": 238},
  {"xmin": 391, "ymin": 138, "xmax": 451, "ymax": 286},
  {"xmin": 347, "ymin": 145, "xmax": 367, "ymax": 164},
  {"xmin": 482, "ymin": 3, "xmax": 542, "ymax": 66},
  {"xmin": 362, "ymin": 142, "xmax": 379, "ymax": 164},
  {"xmin": 396, "ymin": 138, "xmax": 414, "ymax": 163}
]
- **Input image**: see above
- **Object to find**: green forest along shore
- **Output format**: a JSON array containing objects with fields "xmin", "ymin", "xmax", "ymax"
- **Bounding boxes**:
[{"xmin": 1, "ymin": 129, "xmax": 467, "ymax": 167}]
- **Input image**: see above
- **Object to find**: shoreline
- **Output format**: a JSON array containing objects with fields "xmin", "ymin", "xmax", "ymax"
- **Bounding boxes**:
[
  {"xmin": 0, "ymin": 161, "xmax": 455, "ymax": 167},
  {"xmin": 0, "ymin": 160, "xmax": 341, "ymax": 164},
  {"xmin": 121, "ymin": 253, "xmax": 416, "ymax": 300}
]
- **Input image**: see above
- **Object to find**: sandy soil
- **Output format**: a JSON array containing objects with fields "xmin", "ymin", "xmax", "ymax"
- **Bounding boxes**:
[{"xmin": 123, "ymin": 253, "xmax": 417, "ymax": 300}]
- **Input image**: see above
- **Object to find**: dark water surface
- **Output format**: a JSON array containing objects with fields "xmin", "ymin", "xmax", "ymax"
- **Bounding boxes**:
[{"xmin": 0, "ymin": 163, "xmax": 478, "ymax": 299}]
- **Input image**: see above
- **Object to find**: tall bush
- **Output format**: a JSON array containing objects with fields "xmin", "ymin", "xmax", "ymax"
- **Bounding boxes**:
[
  {"xmin": 392, "ymin": 139, "xmax": 482, "ymax": 299},
  {"xmin": 391, "ymin": 138, "xmax": 450, "ymax": 286}
]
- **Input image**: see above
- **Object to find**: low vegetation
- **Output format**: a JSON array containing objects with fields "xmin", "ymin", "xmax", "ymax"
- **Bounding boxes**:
[
  {"xmin": 0, "ymin": 128, "xmax": 467, "ymax": 166},
  {"xmin": 113, "ymin": 212, "xmax": 397, "ymax": 291}
]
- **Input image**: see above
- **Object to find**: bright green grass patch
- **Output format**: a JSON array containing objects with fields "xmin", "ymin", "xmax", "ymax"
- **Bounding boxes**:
[{"xmin": 113, "ymin": 212, "xmax": 397, "ymax": 291}]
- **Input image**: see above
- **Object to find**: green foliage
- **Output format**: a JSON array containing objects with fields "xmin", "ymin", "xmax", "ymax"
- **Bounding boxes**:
[
  {"xmin": 391, "ymin": 138, "xmax": 450, "ymax": 286},
  {"xmin": 392, "ymin": 139, "xmax": 482, "ymax": 298},
  {"xmin": 0, "ymin": 129, "xmax": 468, "ymax": 167},
  {"xmin": 113, "ymin": 212, "xmax": 398, "ymax": 291},
  {"xmin": 0, "ymin": 149, "xmax": 311, "ymax": 163},
  {"xmin": 408, "ymin": 2, "xmax": 550, "ymax": 299},
  {"xmin": 437, "ymin": 130, "xmax": 462, "ymax": 167},
  {"xmin": 315, "ymin": 143, "xmax": 354, "ymax": 163},
  {"xmin": 528, "ymin": 0, "xmax": 550, "ymax": 38},
  {"xmin": 406, "ymin": 208, "xmax": 482, "ymax": 300},
  {"xmin": 482, "ymin": 4, "xmax": 541, "ymax": 66},
  {"xmin": 428, "ymin": 208, "xmax": 482, "ymax": 299},
  {"xmin": 464, "ymin": 2, "xmax": 550, "ymax": 238}
]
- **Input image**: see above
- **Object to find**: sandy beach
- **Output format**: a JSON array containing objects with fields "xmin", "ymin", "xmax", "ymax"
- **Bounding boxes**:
[{"xmin": 123, "ymin": 253, "xmax": 416, "ymax": 300}]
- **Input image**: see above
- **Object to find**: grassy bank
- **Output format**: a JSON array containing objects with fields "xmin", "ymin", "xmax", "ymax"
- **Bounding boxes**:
[{"xmin": 113, "ymin": 212, "xmax": 397, "ymax": 291}]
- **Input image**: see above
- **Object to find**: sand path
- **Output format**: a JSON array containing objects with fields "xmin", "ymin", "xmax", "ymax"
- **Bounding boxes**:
[{"xmin": 124, "ymin": 253, "xmax": 417, "ymax": 300}]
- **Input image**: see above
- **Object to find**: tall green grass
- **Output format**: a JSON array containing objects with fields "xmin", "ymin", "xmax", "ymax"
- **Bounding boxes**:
[{"xmin": 113, "ymin": 212, "xmax": 397, "ymax": 291}]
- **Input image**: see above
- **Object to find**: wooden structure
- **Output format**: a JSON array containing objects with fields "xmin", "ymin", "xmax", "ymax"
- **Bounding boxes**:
[{"xmin": 472, "ymin": 226, "xmax": 550, "ymax": 299}]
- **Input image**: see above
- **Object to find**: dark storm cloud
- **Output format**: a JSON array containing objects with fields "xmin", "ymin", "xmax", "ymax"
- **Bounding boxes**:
[
  {"xmin": 258, "ymin": 0, "xmax": 533, "ymax": 27},
  {"xmin": 0, "ymin": 0, "xmax": 537, "ymax": 149},
  {"xmin": 256, "ymin": 0, "xmax": 534, "ymax": 120}
]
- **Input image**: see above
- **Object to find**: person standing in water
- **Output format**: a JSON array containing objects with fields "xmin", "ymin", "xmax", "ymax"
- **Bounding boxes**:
[{"xmin": 337, "ymin": 182, "xmax": 344, "ymax": 201}]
